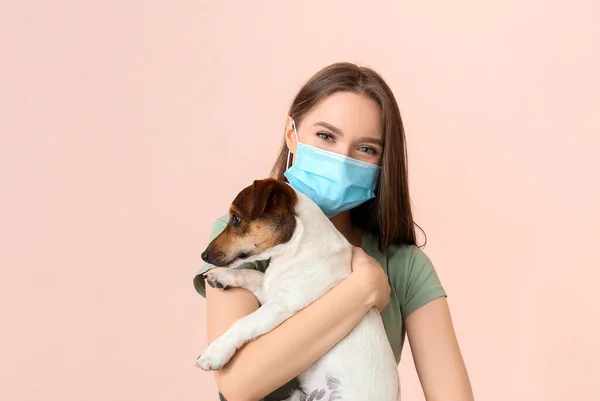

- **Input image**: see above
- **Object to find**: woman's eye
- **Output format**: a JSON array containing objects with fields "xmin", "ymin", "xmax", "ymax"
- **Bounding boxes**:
[
  {"xmin": 316, "ymin": 132, "xmax": 334, "ymax": 142},
  {"xmin": 358, "ymin": 146, "xmax": 377, "ymax": 154},
  {"xmin": 231, "ymin": 214, "xmax": 242, "ymax": 227}
]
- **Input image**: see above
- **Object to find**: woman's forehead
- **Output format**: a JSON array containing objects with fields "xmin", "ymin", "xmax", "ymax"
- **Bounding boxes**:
[{"xmin": 302, "ymin": 92, "xmax": 383, "ymax": 140}]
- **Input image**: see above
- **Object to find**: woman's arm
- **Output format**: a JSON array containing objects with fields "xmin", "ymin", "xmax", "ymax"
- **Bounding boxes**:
[
  {"xmin": 405, "ymin": 297, "xmax": 474, "ymax": 401},
  {"xmin": 206, "ymin": 248, "xmax": 389, "ymax": 401}
]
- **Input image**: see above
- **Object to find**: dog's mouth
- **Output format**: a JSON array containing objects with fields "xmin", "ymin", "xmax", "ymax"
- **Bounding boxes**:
[{"xmin": 207, "ymin": 250, "xmax": 253, "ymax": 267}]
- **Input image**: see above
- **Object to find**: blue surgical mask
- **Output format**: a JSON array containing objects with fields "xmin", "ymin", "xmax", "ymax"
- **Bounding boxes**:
[{"xmin": 284, "ymin": 120, "xmax": 381, "ymax": 217}]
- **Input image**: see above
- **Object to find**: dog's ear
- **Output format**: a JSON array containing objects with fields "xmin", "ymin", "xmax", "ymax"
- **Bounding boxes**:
[
  {"xmin": 250, "ymin": 179, "xmax": 274, "ymax": 220},
  {"xmin": 250, "ymin": 179, "xmax": 296, "ymax": 219}
]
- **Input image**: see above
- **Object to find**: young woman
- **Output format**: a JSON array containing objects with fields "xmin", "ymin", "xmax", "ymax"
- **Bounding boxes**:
[{"xmin": 194, "ymin": 62, "xmax": 474, "ymax": 401}]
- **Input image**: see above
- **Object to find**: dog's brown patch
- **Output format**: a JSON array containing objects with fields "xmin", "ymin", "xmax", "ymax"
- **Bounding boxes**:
[{"xmin": 201, "ymin": 179, "xmax": 298, "ymax": 266}]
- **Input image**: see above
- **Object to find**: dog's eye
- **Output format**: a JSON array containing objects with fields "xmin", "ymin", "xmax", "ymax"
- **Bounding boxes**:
[{"xmin": 231, "ymin": 214, "xmax": 242, "ymax": 227}]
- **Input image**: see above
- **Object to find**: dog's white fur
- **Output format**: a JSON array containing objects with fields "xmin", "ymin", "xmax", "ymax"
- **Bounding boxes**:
[{"xmin": 198, "ymin": 186, "xmax": 400, "ymax": 400}]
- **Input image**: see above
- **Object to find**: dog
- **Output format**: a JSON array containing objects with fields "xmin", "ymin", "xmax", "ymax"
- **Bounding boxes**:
[{"xmin": 197, "ymin": 178, "xmax": 400, "ymax": 400}]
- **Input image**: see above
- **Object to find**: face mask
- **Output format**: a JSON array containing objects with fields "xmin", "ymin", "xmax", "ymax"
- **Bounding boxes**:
[{"xmin": 283, "ymin": 120, "xmax": 381, "ymax": 217}]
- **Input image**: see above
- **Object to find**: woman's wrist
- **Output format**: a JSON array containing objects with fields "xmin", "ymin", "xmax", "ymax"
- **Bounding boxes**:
[{"xmin": 347, "ymin": 272, "xmax": 377, "ymax": 310}]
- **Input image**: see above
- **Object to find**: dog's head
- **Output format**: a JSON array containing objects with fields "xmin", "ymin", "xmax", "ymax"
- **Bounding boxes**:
[{"xmin": 201, "ymin": 178, "xmax": 298, "ymax": 267}]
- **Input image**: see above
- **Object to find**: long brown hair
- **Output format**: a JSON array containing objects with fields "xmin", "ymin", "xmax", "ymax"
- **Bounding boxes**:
[{"xmin": 270, "ymin": 62, "xmax": 425, "ymax": 252}]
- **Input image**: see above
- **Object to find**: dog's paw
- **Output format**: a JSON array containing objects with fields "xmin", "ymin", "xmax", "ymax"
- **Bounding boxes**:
[
  {"xmin": 204, "ymin": 269, "xmax": 239, "ymax": 290},
  {"xmin": 195, "ymin": 338, "xmax": 237, "ymax": 371}
]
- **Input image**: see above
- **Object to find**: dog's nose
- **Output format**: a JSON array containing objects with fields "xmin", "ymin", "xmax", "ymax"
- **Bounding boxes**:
[{"xmin": 201, "ymin": 250, "xmax": 210, "ymax": 263}]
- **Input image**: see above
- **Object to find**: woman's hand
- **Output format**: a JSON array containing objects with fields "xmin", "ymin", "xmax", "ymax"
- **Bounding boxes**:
[{"xmin": 349, "ymin": 247, "xmax": 390, "ymax": 312}]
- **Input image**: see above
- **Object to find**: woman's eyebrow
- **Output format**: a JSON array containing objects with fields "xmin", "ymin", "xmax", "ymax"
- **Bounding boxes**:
[
  {"xmin": 313, "ymin": 121, "xmax": 344, "ymax": 136},
  {"xmin": 358, "ymin": 137, "xmax": 384, "ymax": 146}
]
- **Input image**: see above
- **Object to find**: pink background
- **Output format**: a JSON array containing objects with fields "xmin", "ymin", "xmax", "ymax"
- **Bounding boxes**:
[{"xmin": 1, "ymin": 1, "xmax": 599, "ymax": 400}]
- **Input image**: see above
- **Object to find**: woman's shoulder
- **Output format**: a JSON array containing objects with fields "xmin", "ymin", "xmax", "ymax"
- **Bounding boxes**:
[
  {"xmin": 362, "ymin": 231, "xmax": 431, "ymax": 271},
  {"xmin": 363, "ymin": 233, "xmax": 447, "ymax": 318},
  {"xmin": 212, "ymin": 214, "xmax": 230, "ymax": 228},
  {"xmin": 386, "ymin": 240, "xmax": 430, "ymax": 267}
]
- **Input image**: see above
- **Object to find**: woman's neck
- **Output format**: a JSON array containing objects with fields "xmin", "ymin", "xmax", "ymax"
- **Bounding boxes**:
[{"xmin": 330, "ymin": 212, "xmax": 363, "ymax": 247}]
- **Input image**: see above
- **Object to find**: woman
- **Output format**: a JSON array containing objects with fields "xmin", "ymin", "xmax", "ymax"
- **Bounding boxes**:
[{"xmin": 194, "ymin": 62, "xmax": 474, "ymax": 401}]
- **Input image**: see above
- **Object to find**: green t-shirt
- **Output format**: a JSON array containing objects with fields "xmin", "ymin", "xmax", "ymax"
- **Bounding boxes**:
[{"xmin": 193, "ymin": 215, "xmax": 447, "ymax": 401}]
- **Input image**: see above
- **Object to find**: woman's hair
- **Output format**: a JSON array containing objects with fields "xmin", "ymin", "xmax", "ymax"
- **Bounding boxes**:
[{"xmin": 270, "ymin": 62, "xmax": 424, "ymax": 251}]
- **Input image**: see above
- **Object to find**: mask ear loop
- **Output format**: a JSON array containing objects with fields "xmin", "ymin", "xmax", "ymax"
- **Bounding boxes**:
[{"xmin": 286, "ymin": 120, "xmax": 299, "ymax": 170}]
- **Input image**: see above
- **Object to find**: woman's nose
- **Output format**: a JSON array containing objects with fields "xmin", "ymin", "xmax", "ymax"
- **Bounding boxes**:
[{"xmin": 336, "ymin": 145, "xmax": 353, "ymax": 158}]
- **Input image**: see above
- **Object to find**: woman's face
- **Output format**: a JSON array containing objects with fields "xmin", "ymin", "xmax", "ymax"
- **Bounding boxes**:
[{"xmin": 285, "ymin": 92, "xmax": 384, "ymax": 166}]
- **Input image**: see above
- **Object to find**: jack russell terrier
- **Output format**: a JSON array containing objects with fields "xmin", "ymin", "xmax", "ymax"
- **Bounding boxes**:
[{"xmin": 197, "ymin": 178, "xmax": 400, "ymax": 400}]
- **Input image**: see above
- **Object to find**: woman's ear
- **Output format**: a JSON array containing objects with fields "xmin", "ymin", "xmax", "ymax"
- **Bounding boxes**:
[{"xmin": 284, "ymin": 116, "xmax": 297, "ymax": 155}]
